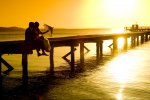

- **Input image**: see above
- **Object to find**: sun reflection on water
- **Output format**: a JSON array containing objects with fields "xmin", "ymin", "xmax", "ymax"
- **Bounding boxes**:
[
  {"xmin": 116, "ymin": 93, "xmax": 123, "ymax": 100},
  {"xmin": 107, "ymin": 53, "xmax": 140, "ymax": 100},
  {"xmin": 108, "ymin": 54, "xmax": 138, "ymax": 83},
  {"xmin": 116, "ymin": 84, "xmax": 125, "ymax": 100}
]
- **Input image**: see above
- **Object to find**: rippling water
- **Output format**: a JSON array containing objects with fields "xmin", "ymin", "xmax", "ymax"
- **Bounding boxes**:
[
  {"xmin": 1, "ymin": 29, "xmax": 150, "ymax": 100},
  {"xmin": 41, "ymin": 42, "xmax": 150, "ymax": 100}
]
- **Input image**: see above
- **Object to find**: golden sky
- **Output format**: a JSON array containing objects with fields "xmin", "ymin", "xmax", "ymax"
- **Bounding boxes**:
[{"xmin": 0, "ymin": 0, "xmax": 150, "ymax": 28}]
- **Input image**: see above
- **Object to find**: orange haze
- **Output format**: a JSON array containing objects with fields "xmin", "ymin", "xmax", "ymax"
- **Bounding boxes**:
[{"xmin": 0, "ymin": 0, "xmax": 150, "ymax": 28}]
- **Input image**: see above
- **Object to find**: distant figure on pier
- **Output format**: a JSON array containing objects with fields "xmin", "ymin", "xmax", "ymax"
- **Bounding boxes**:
[{"xmin": 25, "ymin": 22, "xmax": 50, "ymax": 56}]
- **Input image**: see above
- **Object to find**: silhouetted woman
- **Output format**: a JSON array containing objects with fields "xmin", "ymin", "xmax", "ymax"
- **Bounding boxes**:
[{"xmin": 34, "ymin": 21, "xmax": 49, "ymax": 56}]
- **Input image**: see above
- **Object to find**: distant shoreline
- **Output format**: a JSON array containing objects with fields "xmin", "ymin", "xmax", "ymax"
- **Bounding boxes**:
[
  {"xmin": 0, "ymin": 26, "xmax": 25, "ymax": 31},
  {"xmin": 0, "ymin": 26, "xmax": 111, "ymax": 32}
]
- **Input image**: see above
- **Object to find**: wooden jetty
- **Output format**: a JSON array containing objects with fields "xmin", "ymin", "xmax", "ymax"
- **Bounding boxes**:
[
  {"xmin": 125, "ymin": 24, "xmax": 150, "ymax": 32},
  {"xmin": 0, "ymin": 31, "xmax": 150, "ymax": 85}
]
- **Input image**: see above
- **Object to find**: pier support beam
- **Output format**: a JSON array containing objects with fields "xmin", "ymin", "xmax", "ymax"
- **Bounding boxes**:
[
  {"xmin": 0, "ymin": 54, "xmax": 2, "ymax": 90},
  {"xmin": 84, "ymin": 46, "xmax": 90, "ymax": 52},
  {"xmin": 50, "ymin": 47, "xmax": 54, "ymax": 76},
  {"xmin": 145, "ymin": 34, "xmax": 148, "ymax": 42},
  {"xmin": 0, "ymin": 57, "xmax": 14, "ymax": 73},
  {"xmin": 96, "ymin": 40, "xmax": 103, "ymax": 63},
  {"xmin": 0, "ymin": 54, "xmax": 2, "ymax": 76},
  {"xmin": 131, "ymin": 36, "xmax": 136, "ymax": 48},
  {"xmin": 22, "ymin": 53, "xmax": 28, "ymax": 85},
  {"xmin": 96, "ymin": 41, "xmax": 100, "ymax": 62},
  {"xmin": 62, "ymin": 48, "xmax": 76, "ymax": 59},
  {"xmin": 71, "ymin": 44, "xmax": 75, "ymax": 72},
  {"xmin": 141, "ymin": 34, "xmax": 144, "ymax": 44},
  {"xmin": 137, "ymin": 36, "xmax": 139, "ymax": 46},
  {"xmin": 113, "ymin": 37, "xmax": 118, "ymax": 55},
  {"xmin": 80, "ymin": 42, "xmax": 85, "ymax": 71},
  {"xmin": 133, "ymin": 36, "xmax": 136, "ymax": 47},
  {"xmin": 124, "ymin": 36, "xmax": 128, "ymax": 51},
  {"xmin": 100, "ymin": 40, "xmax": 103, "ymax": 59},
  {"xmin": 62, "ymin": 48, "xmax": 76, "ymax": 66}
]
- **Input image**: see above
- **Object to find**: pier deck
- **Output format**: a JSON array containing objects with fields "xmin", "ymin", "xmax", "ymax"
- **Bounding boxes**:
[{"xmin": 0, "ymin": 32, "xmax": 150, "ymax": 84}]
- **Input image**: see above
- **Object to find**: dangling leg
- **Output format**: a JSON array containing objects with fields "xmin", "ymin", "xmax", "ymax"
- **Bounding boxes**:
[
  {"xmin": 34, "ymin": 40, "xmax": 42, "ymax": 56},
  {"xmin": 41, "ymin": 40, "xmax": 49, "ymax": 56}
]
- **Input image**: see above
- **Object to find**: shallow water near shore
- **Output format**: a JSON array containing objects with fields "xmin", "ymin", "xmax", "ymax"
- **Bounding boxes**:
[{"xmin": 1, "ymin": 29, "xmax": 150, "ymax": 100}]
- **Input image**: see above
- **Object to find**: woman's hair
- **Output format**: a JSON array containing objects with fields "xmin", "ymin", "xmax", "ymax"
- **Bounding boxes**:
[{"xmin": 34, "ymin": 21, "xmax": 39, "ymax": 27}]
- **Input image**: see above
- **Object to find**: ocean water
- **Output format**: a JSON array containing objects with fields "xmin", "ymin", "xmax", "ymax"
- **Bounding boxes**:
[{"xmin": 1, "ymin": 29, "xmax": 150, "ymax": 100}]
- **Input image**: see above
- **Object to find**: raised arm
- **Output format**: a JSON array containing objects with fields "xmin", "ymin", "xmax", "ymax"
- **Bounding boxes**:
[
  {"xmin": 44, "ymin": 24, "xmax": 53, "ymax": 36},
  {"xmin": 42, "ymin": 30, "xmax": 49, "ymax": 34}
]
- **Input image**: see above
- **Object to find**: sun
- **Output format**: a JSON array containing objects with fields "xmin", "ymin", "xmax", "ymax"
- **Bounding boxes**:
[{"xmin": 103, "ymin": 0, "xmax": 136, "ymax": 17}]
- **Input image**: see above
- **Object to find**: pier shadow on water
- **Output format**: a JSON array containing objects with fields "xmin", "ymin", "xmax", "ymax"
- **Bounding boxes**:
[{"xmin": 0, "ymin": 54, "xmax": 114, "ymax": 100}]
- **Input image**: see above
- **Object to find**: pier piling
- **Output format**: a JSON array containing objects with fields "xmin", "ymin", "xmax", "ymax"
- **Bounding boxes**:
[
  {"xmin": 0, "ymin": 54, "xmax": 2, "ymax": 90},
  {"xmin": 124, "ymin": 36, "xmax": 128, "ymax": 50},
  {"xmin": 50, "ymin": 47, "xmax": 54, "ymax": 76},
  {"xmin": 22, "ymin": 53, "xmax": 28, "ymax": 85},
  {"xmin": 80, "ymin": 42, "xmax": 85, "ymax": 70},
  {"xmin": 113, "ymin": 37, "xmax": 118, "ymax": 55},
  {"xmin": 71, "ymin": 44, "xmax": 75, "ymax": 72}
]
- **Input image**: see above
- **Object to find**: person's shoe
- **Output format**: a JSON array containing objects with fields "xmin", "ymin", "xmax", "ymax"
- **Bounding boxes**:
[{"xmin": 42, "ymin": 52, "xmax": 49, "ymax": 56}]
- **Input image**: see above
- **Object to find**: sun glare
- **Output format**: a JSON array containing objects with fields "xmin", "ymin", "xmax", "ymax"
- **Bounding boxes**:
[
  {"xmin": 104, "ymin": 0, "xmax": 136, "ymax": 17},
  {"xmin": 111, "ymin": 28, "xmax": 125, "ymax": 33},
  {"xmin": 118, "ymin": 38, "xmax": 125, "ymax": 49}
]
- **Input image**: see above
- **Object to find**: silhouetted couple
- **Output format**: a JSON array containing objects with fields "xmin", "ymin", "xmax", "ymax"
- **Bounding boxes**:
[{"xmin": 25, "ymin": 22, "xmax": 50, "ymax": 56}]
